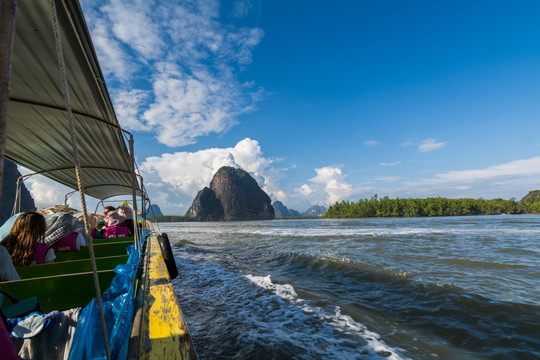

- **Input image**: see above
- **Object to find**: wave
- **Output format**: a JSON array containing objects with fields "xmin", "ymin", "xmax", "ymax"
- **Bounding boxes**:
[
  {"xmin": 436, "ymin": 258, "xmax": 529, "ymax": 270},
  {"xmin": 268, "ymin": 250, "xmax": 540, "ymax": 352},
  {"xmin": 165, "ymin": 219, "xmax": 540, "ymax": 359},
  {"xmin": 246, "ymin": 274, "xmax": 409, "ymax": 360},
  {"xmin": 171, "ymin": 251, "xmax": 410, "ymax": 359},
  {"xmin": 498, "ymin": 247, "xmax": 538, "ymax": 256}
]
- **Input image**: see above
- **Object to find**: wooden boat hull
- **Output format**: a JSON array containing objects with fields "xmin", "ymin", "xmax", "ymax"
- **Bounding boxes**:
[{"xmin": 130, "ymin": 230, "xmax": 198, "ymax": 359}]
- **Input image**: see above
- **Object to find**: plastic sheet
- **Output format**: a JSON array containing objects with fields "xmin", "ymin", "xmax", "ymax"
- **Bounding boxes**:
[{"xmin": 68, "ymin": 232, "xmax": 147, "ymax": 360}]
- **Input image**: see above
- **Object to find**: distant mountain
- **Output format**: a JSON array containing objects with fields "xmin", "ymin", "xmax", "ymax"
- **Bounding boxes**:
[
  {"xmin": 273, "ymin": 201, "xmax": 301, "ymax": 217},
  {"xmin": 1, "ymin": 160, "xmax": 35, "ymax": 225},
  {"xmin": 186, "ymin": 166, "xmax": 275, "ymax": 221},
  {"xmin": 273, "ymin": 201, "xmax": 289, "ymax": 217},
  {"xmin": 146, "ymin": 204, "xmax": 163, "ymax": 217},
  {"xmin": 302, "ymin": 205, "xmax": 327, "ymax": 217}
]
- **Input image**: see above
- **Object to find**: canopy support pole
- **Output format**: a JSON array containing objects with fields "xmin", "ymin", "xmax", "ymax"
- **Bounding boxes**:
[
  {"xmin": 140, "ymin": 176, "xmax": 146, "ymax": 237},
  {"xmin": 129, "ymin": 134, "xmax": 140, "ymax": 250}
]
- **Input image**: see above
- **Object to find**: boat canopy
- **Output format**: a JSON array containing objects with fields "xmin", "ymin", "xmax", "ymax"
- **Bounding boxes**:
[{"xmin": 5, "ymin": 0, "xmax": 141, "ymax": 200}]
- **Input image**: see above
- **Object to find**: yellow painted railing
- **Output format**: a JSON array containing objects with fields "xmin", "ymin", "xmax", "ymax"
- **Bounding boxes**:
[{"xmin": 137, "ymin": 233, "xmax": 197, "ymax": 359}]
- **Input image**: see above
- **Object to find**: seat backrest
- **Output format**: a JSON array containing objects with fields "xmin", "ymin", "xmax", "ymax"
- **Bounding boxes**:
[
  {"xmin": 52, "ymin": 233, "xmax": 78, "ymax": 252},
  {"xmin": 105, "ymin": 226, "xmax": 130, "ymax": 238}
]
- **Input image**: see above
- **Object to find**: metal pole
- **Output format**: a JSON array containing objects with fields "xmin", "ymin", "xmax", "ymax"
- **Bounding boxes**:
[
  {"xmin": 140, "ymin": 176, "xmax": 146, "ymax": 239},
  {"xmin": 129, "ymin": 133, "xmax": 139, "ymax": 250}
]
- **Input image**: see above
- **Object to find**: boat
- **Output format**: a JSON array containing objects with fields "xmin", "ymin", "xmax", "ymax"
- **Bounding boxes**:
[{"xmin": 0, "ymin": 0, "xmax": 197, "ymax": 358}]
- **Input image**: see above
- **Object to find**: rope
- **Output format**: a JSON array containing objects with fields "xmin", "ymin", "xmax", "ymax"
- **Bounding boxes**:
[{"xmin": 47, "ymin": 1, "xmax": 110, "ymax": 358}]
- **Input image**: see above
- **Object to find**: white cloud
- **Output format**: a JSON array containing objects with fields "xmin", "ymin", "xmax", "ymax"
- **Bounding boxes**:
[
  {"xmin": 83, "ymin": 0, "xmax": 264, "ymax": 146},
  {"xmin": 418, "ymin": 138, "xmax": 447, "ymax": 152},
  {"xmin": 399, "ymin": 157, "xmax": 540, "ymax": 199},
  {"xmin": 379, "ymin": 161, "xmax": 401, "ymax": 167},
  {"xmin": 412, "ymin": 157, "xmax": 540, "ymax": 184},
  {"xmin": 112, "ymin": 89, "xmax": 151, "ymax": 131},
  {"xmin": 87, "ymin": 17, "xmax": 134, "ymax": 81},
  {"xmin": 401, "ymin": 140, "xmax": 415, "ymax": 147},
  {"xmin": 17, "ymin": 167, "xmax": 102, "ymax": 213},
  {"xmin": 297, "ymin": 184, "xmax": 313, "ymax": 196},
  {"xmin": 291, "ymin": 157, "xmax": 540, "ymax": 209},
  {"xmin": 103, "ymin": 1, "xmax": 165, "ymax": 61},
  {"xmin": 375, "ymin": 176, "xmax": 404, "ymax": 183},
  {"xmin": 141, "ymin": 138, "xmax": 284, "ymax": 214},
  {"xmin": 307, "ymin": 166, "xmax": 357, "ymax": 205},
  {"xmin": 363, "ymin": 140, "xmax": 379, "ymax": 147},
  {"xmin": 142, "ymin": 64, "xmax": 258, "ymax": 146}
]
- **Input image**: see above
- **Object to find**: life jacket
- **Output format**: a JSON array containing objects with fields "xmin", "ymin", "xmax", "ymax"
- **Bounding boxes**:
[
  {"xmin": 33, "ymin": 243, "xmax": 51, "ymax": 264},
  {"xmin": 52, "ymin": 233, "xmax": 78, "ymax": 252},
  {"xmin": 91, "ymin": 228, "xmax": 101, "ymax": 239},
  {"xmin": 0, "ymin": 319, "xmax": 19, "ymax": 360},
  {"xmin": 105, "ymin": 226, "xmax": 130, "ymax": 238}
]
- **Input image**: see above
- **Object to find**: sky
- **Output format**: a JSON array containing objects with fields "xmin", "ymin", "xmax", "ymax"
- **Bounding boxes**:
[{"xmin": 21, "ymin": 0, "xmax": 540, "ymax": 215}]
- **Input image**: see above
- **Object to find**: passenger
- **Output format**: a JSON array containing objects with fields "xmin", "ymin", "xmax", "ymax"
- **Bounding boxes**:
[
  {"xmin": 101, "ymin": 206, "xmax": 129, "ymax": 238},
  {"xmin": 117, "ymin": 206, "xmax": 134, "ymax": 235},
  {"xmin": 44, "ymin": 213, "xmax": 86, "ymax": 251},
  {"xmin": 77, "ymin": 213, "xmax": 101, "ymax": 239},
  {"xmin": 103, "ymin": 206, "xmax": 125, "ymax": 227},
  {"xmin": 3, "ymin": 211, "xmax": 55, "ymax": 266},
  {"xmin": 0, "ymin": 244, "xmax": 20, "ymax": 281}
]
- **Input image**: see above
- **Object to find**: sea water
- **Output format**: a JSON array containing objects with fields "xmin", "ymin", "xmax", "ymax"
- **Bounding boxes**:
[{"xmin": 160, "ymin": 215, "xmax": 540, "ymax": 359}]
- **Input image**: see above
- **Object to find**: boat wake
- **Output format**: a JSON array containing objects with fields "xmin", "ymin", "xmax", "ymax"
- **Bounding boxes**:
[{"xmin": 172, "ymin": 253, "xmax": 408, "ymax": 359}]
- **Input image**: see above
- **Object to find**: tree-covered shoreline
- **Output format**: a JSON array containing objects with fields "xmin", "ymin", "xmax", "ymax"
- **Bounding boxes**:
[{"xmin": 325, "ymin": 193, "xmax": 540, "ymax": 218}]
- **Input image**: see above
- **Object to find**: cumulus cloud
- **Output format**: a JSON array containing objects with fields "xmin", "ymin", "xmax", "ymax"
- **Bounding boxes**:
[
  {"xmin": 83, "ymin": 0, "xmax": 264, "ymax": 146},
  {"xmin": 17, "ymin": 167, "xmax": 102, "ymax": 213},
  {"xmin": 418, "ymin": 138, "xmax": 447, "ymax": 152},
  {"xmin": 141, "ymin": 138, "xmax": 284, "ymax": 213},
  {"xmin": 363, "ymin": 140, "xmax": 379, "ymax": 147},
  {"xmin": 298, "ymin": 166, "xmax": 358, "ymax": 205},
  {"xmin": 141, "ymin": 64, "xmax": 259, "ymax": 145},
  {"xmin": 297, "ymin": 184, "xmax": 313, "ymax": 196}
]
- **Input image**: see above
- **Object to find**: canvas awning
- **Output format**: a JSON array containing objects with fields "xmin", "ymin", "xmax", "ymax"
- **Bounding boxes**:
[{"xmin": 5, "ymin": 0, "xmax": 140, "ymax": 200}]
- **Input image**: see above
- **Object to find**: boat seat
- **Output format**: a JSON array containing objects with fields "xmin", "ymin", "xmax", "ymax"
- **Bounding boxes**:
[
  {"xmin": 0, "ymin": 271, "xmax": 116, "ymax": 313},
  {"xmin": 15, "ymin": 255, "xmax": 129, "ymax": 280},
  {"xmin": 0, "ymin": 287, "xmax": 40, "ymax": 319},
  {"xmin": 54, "ymin": 240, "xmax": 133, "ymax": 262}
]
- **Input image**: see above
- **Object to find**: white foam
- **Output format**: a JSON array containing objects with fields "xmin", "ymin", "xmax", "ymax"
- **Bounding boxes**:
[
  {"xmin": 161, "ymin": 222, "xmax": 540, "ymax": 240},
  {"xmin": 246, "ymin": 274, "xmax": 409, "ymax": 360}
]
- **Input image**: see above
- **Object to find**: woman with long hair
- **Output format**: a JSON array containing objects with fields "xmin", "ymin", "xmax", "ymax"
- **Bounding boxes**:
[{"xmin": 3, "ymin": 211, "xmax": 55, "ymax": 266}]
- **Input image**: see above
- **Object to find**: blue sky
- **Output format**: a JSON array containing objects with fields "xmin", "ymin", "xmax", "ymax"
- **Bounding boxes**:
[{"xmin": 24, "ymin": 1, "xmax": 540, "ymax": 215}]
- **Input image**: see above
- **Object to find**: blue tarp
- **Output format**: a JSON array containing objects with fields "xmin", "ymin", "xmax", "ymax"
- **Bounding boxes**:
[
  {"xmin": 68, "ymin": 233, "xmax": 147, "ymax": 360},
  {"xmin": 0, "ymin": 213, "xmax": 22, "ymax": 242}
]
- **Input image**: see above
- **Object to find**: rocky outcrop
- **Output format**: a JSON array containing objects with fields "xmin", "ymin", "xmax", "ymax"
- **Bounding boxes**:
[
  {"xmin": 1, "ymin": 160, "xmax": 36, "ymax": 224},
  {"xmin": 520, "ymin": 190, "xmax": 540, "ymax": 203},
  {"xmin": 186, "ymin": 166, "xmax": 274, "ymax": 221},
  {"xmin": 273, "ymin": 201, "xmax": 301, "ymax": 217},
  {"xmin": 185, "ymin": 187, "xmax": 224, "ymax": 221}
]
